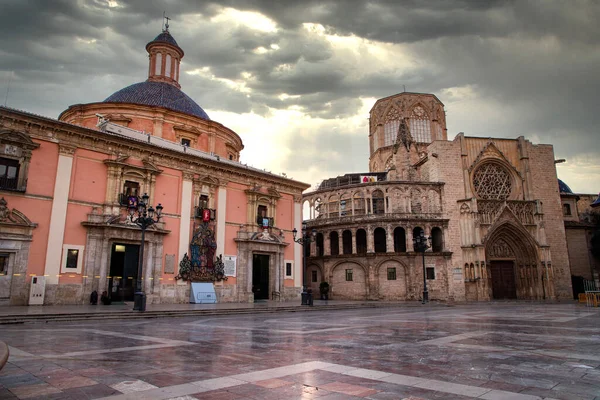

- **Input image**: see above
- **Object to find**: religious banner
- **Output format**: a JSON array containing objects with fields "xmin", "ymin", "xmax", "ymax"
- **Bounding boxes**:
[
  {"xmin": 175, "ymin": 222, "xmax": 227, "ymax": 282},
  {"xmin": 360, "ymin": 175, "xmax": 376, "ymax": 183}
]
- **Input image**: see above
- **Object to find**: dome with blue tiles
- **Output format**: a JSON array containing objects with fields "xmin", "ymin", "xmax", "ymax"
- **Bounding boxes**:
[
  {"xmin": 104, "ymin": 81, "xmax": 209, "ymax": 120},
  {"xmin": 146, "ymin": 30, "xmax": 184, "ymax": 56},
  {"xmin": 558, "ymin": 179, "xmax": 573, "ymax": 194}
]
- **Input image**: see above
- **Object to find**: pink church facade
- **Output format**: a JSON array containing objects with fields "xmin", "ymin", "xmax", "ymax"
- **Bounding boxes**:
[{"xmin": 0, "ymin": 28, "xmax": 309, "ymax": 306}]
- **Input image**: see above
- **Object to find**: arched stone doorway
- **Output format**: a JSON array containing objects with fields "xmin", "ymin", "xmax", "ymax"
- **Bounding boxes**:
[{"xmin": 484, "ymin": 220, "xmax": 541, "ymax": 300}]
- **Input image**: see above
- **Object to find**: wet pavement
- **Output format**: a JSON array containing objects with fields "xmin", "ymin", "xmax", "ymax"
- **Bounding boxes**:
[{"xmin": 0, "ymin": 302, "xmax": 599, "ymax": 399}]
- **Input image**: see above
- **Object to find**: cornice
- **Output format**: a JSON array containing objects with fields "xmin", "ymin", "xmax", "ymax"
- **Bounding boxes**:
[{"xmin": 0, "ymin": 107, "xmax": 309, "ymax": 194}]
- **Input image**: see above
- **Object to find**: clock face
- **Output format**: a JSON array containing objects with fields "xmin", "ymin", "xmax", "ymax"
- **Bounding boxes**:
[{"xmin": 413, "ymin": 106, "xmax": 425, "ymax": 117}]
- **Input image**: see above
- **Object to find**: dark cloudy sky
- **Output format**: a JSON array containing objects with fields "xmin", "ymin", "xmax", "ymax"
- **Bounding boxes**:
[{"xmin": 1, "ymin": 0, "xmax": 599, "ymax": 193}]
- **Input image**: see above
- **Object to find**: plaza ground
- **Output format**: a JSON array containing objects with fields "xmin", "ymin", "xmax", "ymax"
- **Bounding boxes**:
[{"xmin": 0, "ymin": 302, "xmax": 599, "ymax": 399}]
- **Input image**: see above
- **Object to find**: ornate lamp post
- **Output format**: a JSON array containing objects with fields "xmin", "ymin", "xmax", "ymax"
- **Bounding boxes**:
[
  {"xmin": 128, "ymin": 193, "xmax": 163, "ymax": 312},
  {"xmin": 413, "ymin": 231, "xmax": 431, "ymax": 304},
  {"xmin": 292, "ymin": 222, "xmax": 317, "ymax": 305}
]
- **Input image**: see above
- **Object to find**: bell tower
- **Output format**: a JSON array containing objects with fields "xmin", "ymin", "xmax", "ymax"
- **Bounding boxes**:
[{"xmin": 146, "ymin": 16, "xmax": 184, "ymax": 89}]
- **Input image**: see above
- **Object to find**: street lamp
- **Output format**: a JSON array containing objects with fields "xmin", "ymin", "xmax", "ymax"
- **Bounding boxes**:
[
  {"xmin": 413, "ymin": 231, "xmax": 431, "ymax": 304},
  {"xmin": 128, "ymin": 193, "xmax": 163, "ymax": 312},
  {"xmin": 292, "ymin": 222, "xmax": 317, "ymax": 305}
]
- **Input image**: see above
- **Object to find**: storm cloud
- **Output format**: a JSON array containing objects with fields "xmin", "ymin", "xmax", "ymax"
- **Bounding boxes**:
[{"xmin": 1, "ymin": 0, "xmax": 598, "ymax": 192}]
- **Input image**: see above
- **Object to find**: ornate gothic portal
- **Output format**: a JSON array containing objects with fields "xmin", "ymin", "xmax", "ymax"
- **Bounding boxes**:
[{"xmin": 484, "ymin": 221, "xmax": 544, "ymax": 300}]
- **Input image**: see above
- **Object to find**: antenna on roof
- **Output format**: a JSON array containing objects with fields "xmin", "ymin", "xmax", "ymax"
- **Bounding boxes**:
[
  {"xmin": 163, "ymin": 11, "xmax": 171, "ymax": 32},
  {"xmin": 403, "ymin": 85, "xmax": 406, "ymax": 92}
]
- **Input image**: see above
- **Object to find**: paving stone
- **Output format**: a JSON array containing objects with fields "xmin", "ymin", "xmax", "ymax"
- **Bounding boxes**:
[{"xmin": 0, "ymin": 303, "xmax": 598, "ymax": 400}]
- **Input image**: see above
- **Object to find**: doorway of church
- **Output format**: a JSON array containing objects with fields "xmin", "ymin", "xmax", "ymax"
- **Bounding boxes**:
[
  {"xmin": 490, "ymin": 260, "xmax": 517, "ymax": 299},
  {"xmin": 109, "ymin": 243, "xmax": 140, "ymax": 302},
  {"xmin": 252, "ymin": 254, "xmax": 270, "ymax": 300}
]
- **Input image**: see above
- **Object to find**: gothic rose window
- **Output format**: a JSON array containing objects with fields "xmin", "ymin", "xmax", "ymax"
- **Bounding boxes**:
[{"xmin": 473, "ymin": 163, "xmax": 513, "ymax": 200}]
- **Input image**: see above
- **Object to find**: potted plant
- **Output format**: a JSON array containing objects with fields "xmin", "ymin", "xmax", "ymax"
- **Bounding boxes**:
[{"xmin": 319, "ymin": 281, "xmax": 330, "ymax": 300}]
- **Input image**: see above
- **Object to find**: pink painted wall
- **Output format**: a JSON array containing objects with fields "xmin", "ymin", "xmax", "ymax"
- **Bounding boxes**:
[
  {"xmin": 27, "ymin": 140, "xmax": 58, "ymax": 197},
  {"xmin": 70, "ymin": 149, "xmax": 108, "ymax": 204},
  {"xmin": 2, "ymin": 193, "xmax": 52, "ymax": 280},
  {"xmin": 60, "ymin": 203, "xmax": 90, "ymax": 284}
]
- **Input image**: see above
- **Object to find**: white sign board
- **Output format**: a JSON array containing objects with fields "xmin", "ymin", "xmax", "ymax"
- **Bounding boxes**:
[{"xmin": 224, "ymin": 255, "xmax": 237, "ymax": 277}]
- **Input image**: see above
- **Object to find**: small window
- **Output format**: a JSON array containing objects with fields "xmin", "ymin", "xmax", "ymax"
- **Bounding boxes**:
[
  {"xmin": 387, "ymin": 267, "xmax": 396, "ymax": 280},
  {"xmin": 61, "ymin": 245, "xmax": 84, "ymax": 274},
  {"xmin": 563, "ymin": 203, "xmax": 571, "ymax": 216},
  {"xmin": 66, "ymin": 249, "xmax": 79, "ymax": 269},
  {"xmin": 0, "ymin": 253, "xmax": 8, "ymax": 275},
  {"xmin": 181, "ymin": 138, "xmax": 191, "ymax": 147},
  {"xmin": 345, "ymin": 269, "xmax": 353, "ymax": 281},
  {"xmin": 256, "ymin": 205, "xmax": 269, "ymax": 226},
  {"xmin": 311, "ymin": 270, "xmax": 318, "ymax": 283},
  {"xmin": 0, "ymin": 157, "xmax": 19, "ymax": 190},
  {"xmin": 122, "ymin": 180, "xmax": 140, "ymax": 206},
  {"xmin": 229, "ymin": 155, "xmax": 234, "ymax": 160},
  {"xmin": 285, "ymin": 262, "xmax": 292, "ymax": 277},
  {"xmin": 426, "ymin": 267, "xmax": 435, "ymax": 280},
  {"xmin": 199, "ymin": 194, "xmax": 209, "ymax": 208}
]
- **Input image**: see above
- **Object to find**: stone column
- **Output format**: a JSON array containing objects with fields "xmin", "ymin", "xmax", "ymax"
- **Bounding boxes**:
[
  {"xmin": 351, "ymin": 229, "xmax": 357, "ymax": 254},
  {"xmin": 216, "ymin": 184, "xmax": 227, "ymax": 258},
  {"xmin": 98, "ymin": 237, "xmax": 110, "ymax": 295},
  {"xmin": 367, "ymin": 226, "xmax": 374, "ymax": 253},
  {"xmin": 407, "ymin": 227, "xmax": 414, "ymax": 252},
  {"xmin": 178, "ymin": 172, "xmax": 194, "ymax": 264},
  {"xmin": 324, "ymin": 230, "xmax": 331, "ymax": 256},
  {"xmin": 386, "ymin": 224, "xmax": 394, "ymax": 253},
  {"xmin": 44, "ymin": 145, "xmax": 75, "ymax": 285}
]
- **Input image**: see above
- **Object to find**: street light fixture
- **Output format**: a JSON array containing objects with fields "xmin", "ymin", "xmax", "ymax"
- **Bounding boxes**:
[
  {"xmin": 292, "ymin": 222, "xmax": 317, "ymax": 305},
  {"xmin": 413, "ymin": 230, "xmax": 432, "ymax": 304},
  {"xmin": 128, "ymin": 193, "xmax": 163, "ymax": 312}
]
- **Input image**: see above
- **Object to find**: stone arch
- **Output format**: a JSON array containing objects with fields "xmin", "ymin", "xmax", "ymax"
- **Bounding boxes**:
[
  {"xmin": 353, "ymin": 191, "xmax": 366, "ymax": 216},
  {"xmin": 356, "ymin": 229, "xmax": 367, "ymax": 254},
  {"xmin": 377, "ymin": 259, "xmax": 408, "ymax": 300},
  {"xmin": 329, "ymin": 231, "xmax": 339, "ymax": 255},
  {"xmin": 484, "ymin": 217, "xmax": 540, "ymax": 299},
  {"xmin": 306, "ymin": 260, "xmax": 324, "ymax": 293},
  {"xmin": 374, "ymin": 227, "xmax": 387, "ymax": 253},
  {"xmin": 330, "ymin": 260, "xmax": 368, "ymax": 300}
]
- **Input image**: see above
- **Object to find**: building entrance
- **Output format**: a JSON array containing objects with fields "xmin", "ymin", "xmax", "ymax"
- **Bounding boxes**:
[
  {"xmin": 252, "ymin": 254, "xmax": 270, "ymax": 300},
  {"xmin": 490, "ymin": 260, "xmax": 517, "ymax": 299},
  {"xmin": 109, "ymin": 243, "xmax": 139, "ymax": 302}
]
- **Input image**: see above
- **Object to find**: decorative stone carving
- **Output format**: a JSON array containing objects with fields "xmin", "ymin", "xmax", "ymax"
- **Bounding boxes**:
[
  {"xmin": 473, "ymin": 163, "xmax": 513, "ymax": 200},
  {"xmin": 489, "ymin": 239, "xmax": 514, "ymax": 258},
  {"xmin": 393, "ymin": 118, "xmax": 413, "ymax": 153},
  {"xmin": 59, "ymin": 144, "xmax": 76, "ymax": 156},
  {"xmin": 460, "ymin": 203, "xmax": 471, "ymax": 214}
]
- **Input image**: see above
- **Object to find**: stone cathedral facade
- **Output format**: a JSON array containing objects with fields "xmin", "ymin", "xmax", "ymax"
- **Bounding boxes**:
[{"xmin": 302, "ymin": 92, "xmax": 583, "ymax": 302}]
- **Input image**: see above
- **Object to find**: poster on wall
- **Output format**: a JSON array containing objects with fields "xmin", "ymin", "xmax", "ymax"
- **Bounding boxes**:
[{"xmin": 224, "ymin": 255, "xmax": 237, "ymax": 277}]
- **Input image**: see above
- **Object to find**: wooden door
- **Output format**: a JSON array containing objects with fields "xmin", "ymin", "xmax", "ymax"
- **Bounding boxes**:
[{"xmin": 490, "ymin": 261, "xmax": 517, "ymax": 299}]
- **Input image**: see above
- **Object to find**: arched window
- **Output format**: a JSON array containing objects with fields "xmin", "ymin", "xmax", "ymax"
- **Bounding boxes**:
[
  {"xmin": 394, "ymin": 227, "xmax": 406, "ymax": 252},
  {"xmin": 316, "ymin": 233, "xmax": 324, "ymax": 257},
  {"xmin": 330, "ymin": 231, "xmax": 339, "ymax": 256},
  {"xmin": 410, "ymin": 105, "xmax": 431, "ymax": 143},
  {"xmin": 342, "ymin": 230, "xmax": 353, "ymax": 255},
  {"xmin": 356, "ymin": 229, "xmax": 367, "ymax": 254},
  {"xmin": 374, "ymin": 228, "xmax": 387, "ymax": 253},
  {"xmin": 353, "ymin": 192, "xmax": 365, "ymax": 216},
  {"xmin": 372, "ymin": 190, "xmax": 385, "ymax": 215},
  {"xmin": 412, "ymin": 227, "xmax": 424, "ymax": 251},
  {"xmin": 431, "ymin": 227, "xmax": 443, "ymax": 252},
  {"xmin": 328, "ymin": 195, "xmax": 339, "ymax": 218}
]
